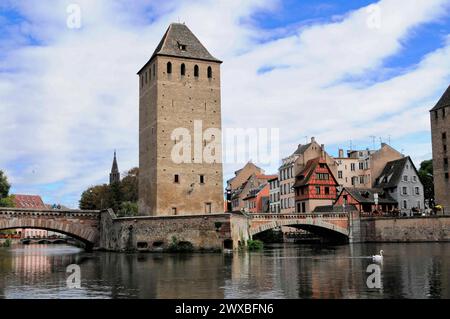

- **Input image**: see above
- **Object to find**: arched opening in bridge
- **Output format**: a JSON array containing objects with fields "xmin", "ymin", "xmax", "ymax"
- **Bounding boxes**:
[
  {"xmin": 0, "ymin": 227, "xmax": 94, "ymax": 251},
  {"xmin": 252, "ymin": 224, "xmax": 349, "ymax": 245}
]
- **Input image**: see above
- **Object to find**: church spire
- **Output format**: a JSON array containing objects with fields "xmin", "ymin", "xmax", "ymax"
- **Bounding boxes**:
[{"xmin": 110, "ymin": 150, "xmax": 120, "ymax": 185}]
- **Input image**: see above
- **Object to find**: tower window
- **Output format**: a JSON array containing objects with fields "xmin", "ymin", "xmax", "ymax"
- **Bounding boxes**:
[
  {"xmin": 153, "ymin": 64, "xmax": 156, "ymax": 77},
  {"xmin": 172, "ymin": 207, "xmax": 177, "ymax": 215},
  {"xmin": 181, "ymin": 63, "xmax": 185, "ymax": 76},
  {"xmin": 207, "ymin": 66, "xmax": 212, "ymax": 79},
  {"xmin": 194, "ymin": 65, "xmax": 199, "ymax": 77},
  {"xmin": 443, "ymin": 132, "xmax": 447, "ymax": 140},
  {"xmin": 205, "ymin": 202, "xmax": 212, "ymax": 214},
  {"xmin": 167, "ymin": 62, "xmax": 172, "ymax": 74},
  {"xmin": 174, "ymin": 174, "xmax": 179, "ymax": 183},
  {"xmin": 200, "ymin": 175, "xmax": 205, "ymax": 184}
]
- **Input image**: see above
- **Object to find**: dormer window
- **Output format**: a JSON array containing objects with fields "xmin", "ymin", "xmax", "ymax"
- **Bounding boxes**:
[{"xmin": 177, "ymin": 41, "xmax": 187, "ymax": 51}]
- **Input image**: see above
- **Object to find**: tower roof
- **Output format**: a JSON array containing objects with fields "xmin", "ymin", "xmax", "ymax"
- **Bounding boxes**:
[
  {"xmin": 138, "ymin": 23, "xmax": 221, "ymax": 74},
  {"xmin": 430, "ymin": 84, "xmax": 450, "ymax": 111},
  {"xmin": 111, "ymin": 151, "xmax": 119, "ymax": 173}
]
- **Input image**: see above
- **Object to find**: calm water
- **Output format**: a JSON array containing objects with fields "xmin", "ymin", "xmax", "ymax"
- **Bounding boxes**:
[{"xmin": 0, "ymin": 243, "xmax": 449, "ymax": 299}]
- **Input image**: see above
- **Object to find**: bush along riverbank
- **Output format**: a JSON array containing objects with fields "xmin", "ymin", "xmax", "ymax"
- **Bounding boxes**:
[
  {"xmin": 246, "ymin": 240, "xmax": 264, "ymax": 251},
  {"xmin": 167, "ymin": 236, "xmax": 194, "ymax": 253},
  {"xmin": 1, "ymin": 238, "xmax": 12, "ymax": 248}
]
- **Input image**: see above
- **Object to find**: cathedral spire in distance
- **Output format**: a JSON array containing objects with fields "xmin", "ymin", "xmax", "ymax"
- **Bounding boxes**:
[{"xmin": 110, "ymin": 150, "xmax": 120, "ymax": 185}]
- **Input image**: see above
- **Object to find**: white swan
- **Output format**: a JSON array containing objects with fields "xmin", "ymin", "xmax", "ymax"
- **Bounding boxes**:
[{"xmin": 372, "ymin": 250, "xmax": 384, "ymax": 263}]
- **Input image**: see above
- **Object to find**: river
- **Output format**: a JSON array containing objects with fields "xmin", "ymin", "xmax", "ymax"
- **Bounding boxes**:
[{"xmin": 0, "ymin": 243, "xmax": 449, "ymax": 299}]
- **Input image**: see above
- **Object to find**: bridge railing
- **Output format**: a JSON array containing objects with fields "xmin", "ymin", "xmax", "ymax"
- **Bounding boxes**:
[
  {"xmin": 249, "ymin": 213, "xmax": 349, "ymax": 219},
  {"xmin": 0, "ymin": 207, "xmax": 101, "ymax": 217}
]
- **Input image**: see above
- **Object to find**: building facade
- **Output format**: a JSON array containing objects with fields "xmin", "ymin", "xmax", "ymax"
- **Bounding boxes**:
[
  {"xmin": 231, "ymin": 174, "xmax": 276, "ymax": 211},
  {"xmin": 268, "ymin": 177, "xmax": 280, "ymax": 213},
  {"xmin": 374, "ymin": 156, "xmax": 424, "ymax": 215},
  {"xmin": 279, "ymin": 137, "xmax": 336, "ymax": 214},
  {"xmin": 138, "ymin": 23, "xmax": 224, "ymax": 216},
  {"xmin": 430, "ymin": 85, "xmax": 450, "ymax": 213},
  {"xmin": 243, "ymin": 184, "xmax": 270, "ymax": 213},
  {"xmin": 334, "ymin": 188, "xmax": 398, "ymax": 214},
  {"xmin": 335, "ymin": 143, "xmax": 403, "ymax": 188},
  {"xmin": 293, "ymin": 158, "xmax": 339, "ymax": 213}
]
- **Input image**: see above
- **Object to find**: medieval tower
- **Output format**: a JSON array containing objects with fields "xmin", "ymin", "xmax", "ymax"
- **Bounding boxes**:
[{"xmin": 138, "ymin": 23, "xmax": 224, "ymax": 216}]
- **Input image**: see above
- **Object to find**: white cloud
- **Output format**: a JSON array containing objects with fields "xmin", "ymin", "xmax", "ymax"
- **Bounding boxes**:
[{"xmin": 0, "ymin": 0, "xmax": 449, "ymax": 207}]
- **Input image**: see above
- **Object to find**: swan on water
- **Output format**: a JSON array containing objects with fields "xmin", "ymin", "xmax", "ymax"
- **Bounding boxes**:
[{"xmin": 372, "ymin": 250, "xmax": 384, "ymax": 263}]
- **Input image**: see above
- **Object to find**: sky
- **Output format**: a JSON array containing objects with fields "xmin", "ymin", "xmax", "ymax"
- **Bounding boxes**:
[{"xmin": 0, "ymin": 0, "xmax": 449, "ymax": 208}]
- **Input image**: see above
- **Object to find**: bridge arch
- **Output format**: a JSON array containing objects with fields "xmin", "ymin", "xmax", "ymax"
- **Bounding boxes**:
[
  {"xmin": 0, "ymin": 209, "xmax": 100, "ymax": 249},
  {"xmin": 249, "ymin": 215, "xmax": 350, "ymax": 242}
]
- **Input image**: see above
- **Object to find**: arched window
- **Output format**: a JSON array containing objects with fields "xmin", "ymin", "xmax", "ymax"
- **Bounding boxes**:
[
  {"xmin": 194, "ymin": 65, "xmax": 199, "ymax": 77},
  {"xmin": 167, "ymin": 62, "xmax": 172, "ymax": 74},
  {"xmin": 207, "ymin": 66, "xmax": 212, "ymax": 79},
  {"xmin": 181, "ymin": 63, "xmax": 186, "ymax": 76}
]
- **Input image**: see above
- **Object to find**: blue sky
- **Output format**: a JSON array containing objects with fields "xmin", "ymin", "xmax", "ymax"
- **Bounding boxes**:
[{"xmin": 0, "ymin": 0, "xmax": 450, "ymax": 208}]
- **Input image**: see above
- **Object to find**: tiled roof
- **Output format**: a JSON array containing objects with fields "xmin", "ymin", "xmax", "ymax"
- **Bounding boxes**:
[
  {"xmin": 13, "ymin": 195, "xmax": 46, "ymax": 209},
  {"xmin": 138, "ymin": 23, "xmax": 221, "ymax": 73},
  {"xmin": 374, "ymin": 157, "xmax": 411, "ymax": 189},
  {"xmin": 430, "ymin": 85, "xmax": 450, "ymax": 111},
  {"xmin": 343, "ymin": 188, "xmax": 397, "ymax": 205}
]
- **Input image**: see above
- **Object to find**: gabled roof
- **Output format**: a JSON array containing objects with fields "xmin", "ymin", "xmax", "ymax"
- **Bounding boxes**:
[
  {"xmin": 374, "ymin": 156, "xmax": 417, "ymax": 189},
  {"xmin": 13, "ymin": 195, "xmax": 46, "ymax": 209},
  {"xmin": 138, "ymin": 23, "xmax": 221, "ymax": 74},
  {"xmin": 430, "ymin": 85, "xmax": 450, "ymax": 111},
  {"xmin": 293, "ymin": 158, "xmax": 338, "ymax": 188},
  {"xmin": 294, "ymin": 143, "xmax": 312, "ymax": 155},
  {"xmin": 341, "ymin": 188, "xmax": 397, "ymax": 205}
]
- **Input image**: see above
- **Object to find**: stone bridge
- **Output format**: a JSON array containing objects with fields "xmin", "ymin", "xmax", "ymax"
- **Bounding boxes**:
[{"xmin": 0, "ymin": 208, "xmax": 100, "ymax": 249}]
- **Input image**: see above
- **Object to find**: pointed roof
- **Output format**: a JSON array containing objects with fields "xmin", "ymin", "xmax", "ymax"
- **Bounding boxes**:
[
  {"xmin": 431, "ymin": 85, "xmax": 450, "ymax": 111},
  {"xmin": 111, "ymin": 151, "xmax": 119, "ymax": 173},
  {"xmin": 340, "ymin": 187, "xmax": 397, "ymax": 205},
  {"xmin": 293, "ymin": 157, "xmax": 338, "ymax": 188},
  {"xmin": 138, "ymin": 23, "xmax": 221, "ymax": 74},
  {"xmin": 374, "ymin": 156, "xmax": 419, "ymax": 189}
]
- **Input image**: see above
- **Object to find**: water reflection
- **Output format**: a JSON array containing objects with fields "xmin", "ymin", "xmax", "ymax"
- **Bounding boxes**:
[{"xmin": 0, "ymin": 243, "xmax": 449, "ymax": 299}]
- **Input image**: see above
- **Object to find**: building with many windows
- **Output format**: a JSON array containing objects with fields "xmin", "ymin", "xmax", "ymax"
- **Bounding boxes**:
[
  {"xmin": 335, "ymin": 143, "xmax": 403, "ymax": 189},
  {"xmin": 374, "ymin": 156, "xmax": 424, "ymax": 215},
  {"xmin": 268, "ymin": 177, "xmax": 280, "ymax": 213}
]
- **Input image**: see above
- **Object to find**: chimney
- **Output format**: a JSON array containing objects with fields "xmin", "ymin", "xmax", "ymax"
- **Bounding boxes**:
[
  {"xmin": 311, "ymin": 137, "xmax": 315, "ymax": 143},
  {"xmin": 321, "ymin": 144, "xmax": 325, "ymax": 158},
  {"xmin": 338, "ymin": 149, "xmax": 344, "ymax": 158}
]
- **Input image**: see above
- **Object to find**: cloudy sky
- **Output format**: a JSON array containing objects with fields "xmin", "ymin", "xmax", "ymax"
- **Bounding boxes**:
[{"xmin": 1, "ymin": 0, "xmax": 449, "ymax": 208}]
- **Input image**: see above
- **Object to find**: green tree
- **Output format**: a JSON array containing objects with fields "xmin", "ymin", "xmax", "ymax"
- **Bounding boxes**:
[
  {"xmin": 79, "ymin": 184, "xmax": 112, "ymax": 210},
  {"xmin": 418, "ymin": 159, "xmax": 434, "ymax": 207},
  {"xmin": 121, "ymin": 167, "xmax": 138, "ymax": 203},
  {"xmin": 79, "ymin": 167, "xmax": 139, "ymax": 212},
  {"xmin": 0, "ymin": 170, "xmax": 11, "ymax": 199}
]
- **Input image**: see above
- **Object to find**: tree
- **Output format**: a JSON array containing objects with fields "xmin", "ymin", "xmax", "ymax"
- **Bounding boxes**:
[
  {"xmin": 121, "ymin": 167, "xmax": 138, "ymax": 203},
  {"xmin": 418, "ymin": 159, "xmax": 434, "ymax": 208},
  {"xmin": 79, "ymin": 167, "xmax": 139, "ymax": 216},
  {"xmin": 0, "ymin": 170, "xmax": 11, "ymax": 199}
]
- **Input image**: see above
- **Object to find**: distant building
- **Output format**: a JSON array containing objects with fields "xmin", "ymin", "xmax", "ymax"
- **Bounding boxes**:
[
  {"xmin": 335, "ymin": 143, "xmax": 403, "ymax": 188},
  {"xmin": 13, "ymin": 194, "xmax": 46, "ymax": 209},
  {"xmin": 293, "ymin": 157, "xmax": 339, "ymax": 213},
  {"xmin": 12, "ymin": 195, "xmax": 47, "ymax": 238},
  {"xmin": 430, "ymin": 85, "xmax": 450, "ymax": 213},
  {"xmin": 110, "ymin": 151, "xmax": 120, "ymax": 185},
  {"xmin": 374, "ymin": 156, "xmax": 424, "ymax": 214},
  {"xmin": 231, "ymin": 174, "xmax": 276, "ymax": 211},
  {"xmin": 334, "ymin": 187, "xmax": 398, "ymax": 214},
  {"xmin": 268, "ymin": 177, "xmax": 280, "ymax": 213},
  {"xmin": 243, "ymin": 184, "xmax": 270, "ymax": 213},
  {"xmin": 279, "ymin": 137, "xmax": 336, "ymax": 214}
]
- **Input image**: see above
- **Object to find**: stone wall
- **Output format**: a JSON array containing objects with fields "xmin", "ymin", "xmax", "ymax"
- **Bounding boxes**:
[
  {"xmin": 99, "ymin": 210, "xmax": 233, "ymax": 252},
  {"xmin": 361, "ymin": 216, "xmax": 450, "ymax": 242}
]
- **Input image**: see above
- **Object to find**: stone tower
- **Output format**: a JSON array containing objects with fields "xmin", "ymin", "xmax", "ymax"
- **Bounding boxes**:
[
  {"xmin": 138, "ymin": 23, "xmax": 224, "ymax": 216},
  {"xmin": 110, "ymin": 151, "xmax": 120, "ymax": 185},
  {"xmin": 430, "ymin": 85, "xmax": 450, "ymax": 213}
]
